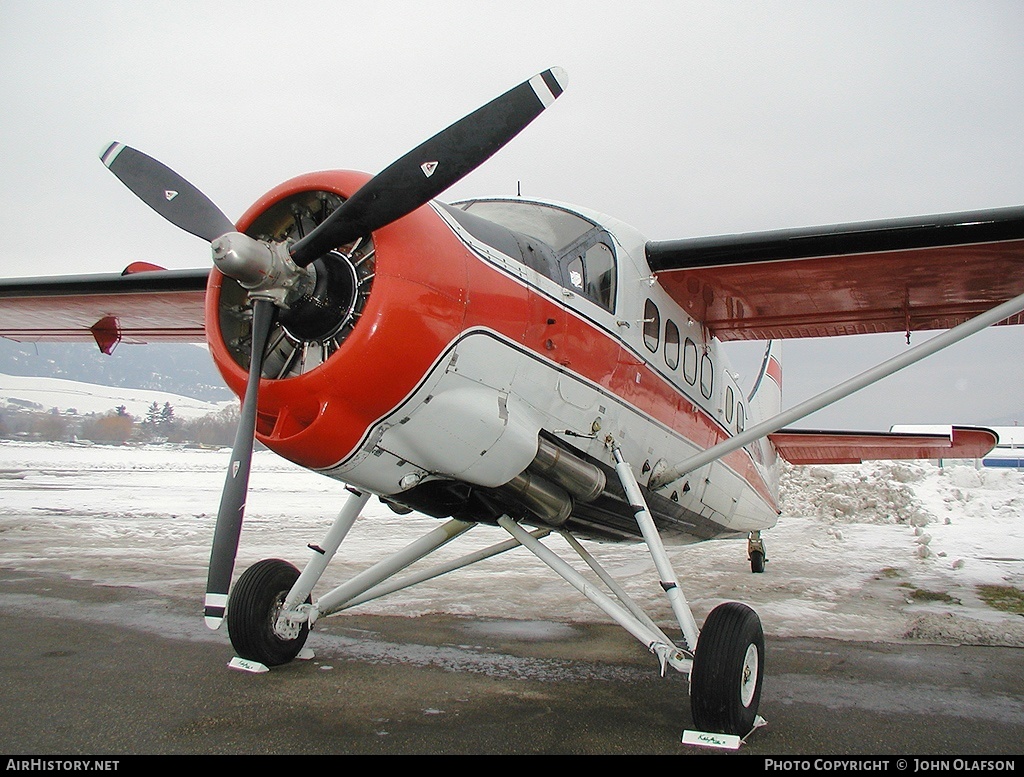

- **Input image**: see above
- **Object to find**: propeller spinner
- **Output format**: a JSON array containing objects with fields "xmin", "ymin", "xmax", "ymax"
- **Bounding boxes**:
[{"xmin": 100, "ymin": 67, "xmax": 568, "ymax": 630}]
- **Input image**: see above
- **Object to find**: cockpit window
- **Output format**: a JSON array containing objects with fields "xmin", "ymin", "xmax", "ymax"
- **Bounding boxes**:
[
  {"xmin": 460, "ymin": 200, "xmax": 594, "ymax": 252},
  {"xmin": 564, "ymin": 239, "xmax": 616, "ymax": 311},
  {"xmin": 456, "ymin": 199, "xmax": 617, "ymax": 312}
]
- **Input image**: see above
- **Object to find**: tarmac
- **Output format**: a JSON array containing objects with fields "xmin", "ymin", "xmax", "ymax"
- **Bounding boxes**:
[{"xmin": 1, "ymin": 567, "xmax": 1023, "ymax": 757}]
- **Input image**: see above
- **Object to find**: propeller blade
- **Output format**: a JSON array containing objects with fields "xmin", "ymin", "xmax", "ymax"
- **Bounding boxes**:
[
  {"xmin": 289, "ymin": 66, "xmax": 568, "ymax": 266},
  {"xmin": 204, "ymin": 298, "xmax": 275, "ymax": 629},
  {"xmin": 100, "ymin": 142, "xmax": 235, "ymax": 243}
]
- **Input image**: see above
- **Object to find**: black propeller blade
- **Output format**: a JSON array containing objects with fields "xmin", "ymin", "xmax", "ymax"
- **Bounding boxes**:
[
  {"xmin": 203, "ymin": 297, "xmax": 275, "ymax": 629},
  {"xmin": 288, "ymin": 66, "xmax": 568, "ymax": 266},
  {"xmin": 100, "ymin": 142, "xmax": 235, "ymax": 242},
  {"xmin": 100, "ymin": 66, "xmax": 568, "ymax": 631}
]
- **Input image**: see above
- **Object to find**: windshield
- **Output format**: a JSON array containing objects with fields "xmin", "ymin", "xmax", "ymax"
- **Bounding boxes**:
[{"xmin": 459, "ymin": 200, "xmax": 594, "ymax": 252}]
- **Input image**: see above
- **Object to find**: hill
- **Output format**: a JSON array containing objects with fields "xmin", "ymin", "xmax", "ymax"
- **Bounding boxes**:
[
  {"xmin": 0, "ymin": 340, "xmax": 238, "ymax": 445},
  {"xmin": 0, "ymin": 340, "xmax": 233, "ymax": 401}
]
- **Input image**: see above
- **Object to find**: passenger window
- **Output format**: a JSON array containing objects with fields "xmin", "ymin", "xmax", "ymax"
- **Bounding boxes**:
[
  {"xmin": 682, "ymin": 338, "xmax": 697, "ymax": 385},
  {"xmin": 737, "ymin": 403, "xmax": 745, "ymax": 432},
  {"xmin": 643, "ymin": 300, "xmax": 660, "ymax": 352},
  {"xmin": 725, "ymin": 385, "xmax": 734, "ymax": 424},
  {"xmin": 700, "ymin": 353, "xmax": 714, "ymax": 399},
  {"xmin": 664, "ymin": 320, "xmax": 680, "ymax": 370}
]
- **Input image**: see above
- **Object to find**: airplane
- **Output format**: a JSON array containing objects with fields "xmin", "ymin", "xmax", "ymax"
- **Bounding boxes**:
[{"xmin": 1, "ymin": 66, "xmax": 1023, "ymax": 741}]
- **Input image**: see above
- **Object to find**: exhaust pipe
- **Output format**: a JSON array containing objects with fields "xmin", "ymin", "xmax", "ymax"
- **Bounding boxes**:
[
  {"xmin": 501, "ymin": 438, "xmax": 608, "ymax": 527},
  {"xmin": 504, "ymin": 471, "xmax": 573, "ymax": 527},
  {"xmin": 529, "ymin": 438, "xmax": 606, "ymax": 503}
]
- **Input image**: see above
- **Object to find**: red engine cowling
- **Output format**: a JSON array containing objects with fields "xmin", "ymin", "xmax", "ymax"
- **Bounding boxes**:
[{"xmin": 204, "ymin": 170, "xmax": 473, "ymax": 470}]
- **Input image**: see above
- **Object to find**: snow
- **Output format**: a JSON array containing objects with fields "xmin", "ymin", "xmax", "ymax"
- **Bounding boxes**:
[
  {"xmin": 0, "ymin": 372, "xmax": 227, "ymax": 419},
  {"xmin": 0, "ymin": 440, "xmax": 1022, "ymax": 647}
]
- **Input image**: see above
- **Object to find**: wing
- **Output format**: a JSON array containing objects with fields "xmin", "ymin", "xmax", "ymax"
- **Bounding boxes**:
[
  {"xmin": 768, "ymin": 426, "xmax": 997, "ymax": 465},
  {"xmin": 646, "ymin": 206, "xmax": 1024, "ymax": 341},
  {"xmin": 0, "ymin": 264, "xmax": 209, "ymax": 354}
]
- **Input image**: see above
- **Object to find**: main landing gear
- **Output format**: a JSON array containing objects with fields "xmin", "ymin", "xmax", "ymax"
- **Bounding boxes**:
[
  {"xmin": 690, "ymin": 601, "xmax": 764, "ymax": 735},
  {"xmin": 224, "ymin": 449, "xmax": 765, "ymax": 741},
  {"xmin": 227, "ymin": 558, "xmax": 310, "ymax": 666}
]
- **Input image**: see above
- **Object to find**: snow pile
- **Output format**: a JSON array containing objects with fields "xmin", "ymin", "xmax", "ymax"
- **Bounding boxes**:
[
  {"xmin": 765, "ymin": 460, "xmax": 1024, "ymax": 646},
  {"xmin": 781, "ymin": 461, "xmax": 933, "ymax": 526}
]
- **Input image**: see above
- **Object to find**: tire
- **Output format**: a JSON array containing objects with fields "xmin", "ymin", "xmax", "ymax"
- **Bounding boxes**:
[
  {"xmin": 690, "ymin": 602, "xmax": 764, "ymax": 736},
  {"xmin": 749, "ymin": 549, "xmax": 765, "ymax": 574},
  {"xmin": 227, "ymin": 558, "xmax": 310, "ymax": 667}
]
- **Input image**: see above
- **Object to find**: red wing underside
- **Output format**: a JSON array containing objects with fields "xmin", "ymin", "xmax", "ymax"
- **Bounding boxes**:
[
  {"xmin": 647, "ymin": 207, "xmax": 1024, "ymax": 341},
  {"xmin": 0, "ymin": 269, "xmax": 209, "ymax": 353},
  {"xmin": 768, "ymin": 426, "xmax": 998, "ymax": 465}
]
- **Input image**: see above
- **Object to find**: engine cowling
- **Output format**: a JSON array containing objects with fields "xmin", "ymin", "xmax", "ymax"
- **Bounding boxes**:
[{"xmin": 205, "ymin": 170, "xmax": 469, "ymax": 471}]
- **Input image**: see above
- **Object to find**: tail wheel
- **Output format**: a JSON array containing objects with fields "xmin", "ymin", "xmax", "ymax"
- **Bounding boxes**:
[
  {"xmin": 749, "ymin": 550, "xmax": 766, "ymax": 573},
  {"xmin": 690, "ymin": 602, "xmax": 764, "ymax": 736},
  {"xmin": 227, "ymin": 558, "xmax": 310, "ymax": 666}
]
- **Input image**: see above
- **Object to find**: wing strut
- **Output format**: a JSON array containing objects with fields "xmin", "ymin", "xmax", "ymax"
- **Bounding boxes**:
[{"xmin": 650, "ymin": 289, "xmax": 1024, "ymax": 490}]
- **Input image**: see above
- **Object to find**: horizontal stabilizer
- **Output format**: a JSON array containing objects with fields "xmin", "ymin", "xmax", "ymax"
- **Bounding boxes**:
[{"xmin": 769, "ymin": 425, "xmax": 997, "ymax": 465}]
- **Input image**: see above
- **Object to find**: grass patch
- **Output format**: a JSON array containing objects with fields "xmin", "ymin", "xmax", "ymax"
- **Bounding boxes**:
[
  {"xmin": 900, "ymin": 585, "xmax": 961, "ymax": 605},
  {"xmin": 977, "ymin": 584, "xmax": 1024, "ymax": 615},
  {"xmin": 877, "ymin": 567, "xmax": 902, "ymax": 579}
]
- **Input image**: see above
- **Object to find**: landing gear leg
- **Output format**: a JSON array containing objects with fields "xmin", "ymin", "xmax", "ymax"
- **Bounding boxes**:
[
  {"xmin": 611, "ymin": 443, "xmax": 766, "ymax": 738},
  {"xmin": 227, "ymin": 488, "xmax": 370, "ymax": 666},
  {"xmin": 748, "ymin": 531, "xmax": 766, "ymax": 574},
  {"xmin": 611, "ymin": 445, "xmax": 700, "ymax": 651}
]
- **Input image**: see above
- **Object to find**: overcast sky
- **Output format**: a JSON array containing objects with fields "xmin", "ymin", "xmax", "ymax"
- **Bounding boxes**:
[{"xmin": 1, "ymin": 1, "xmax": 1022, "ymax": 430}]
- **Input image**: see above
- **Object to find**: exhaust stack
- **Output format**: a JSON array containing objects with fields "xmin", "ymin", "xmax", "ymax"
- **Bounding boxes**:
[
  {"xmin": 502, "ymin": 438, "xmax": 608, "ymax": 527},
  {"xmin": 530, "ymin": 438, "xmax": 607, "ymax": 503}
]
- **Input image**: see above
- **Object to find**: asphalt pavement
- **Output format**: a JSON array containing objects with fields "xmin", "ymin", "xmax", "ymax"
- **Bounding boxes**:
[{"xmin": 1, "ymin": 568, "xmax": 1023, "ymax": 757}]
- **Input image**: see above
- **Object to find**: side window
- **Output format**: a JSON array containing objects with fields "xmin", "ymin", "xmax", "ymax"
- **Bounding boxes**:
[
  {"xmin": 682, "ymin": 338, "xmax": 697, "ymax": 385},
  {"xmin": 664, "ymin": 320, "xmax": 680, "ymax": 370},
  {"xmin": 700, "ymin": 352, "xmax": 714, "ymax": 399},
  {"xmin": 584, "ymin": 242, "xmax": 616, "ymax": 311},
  {"xmin": 643, "ymin": 299, "xmax": 660, "ymax": 352},
  {"xmin": 737, "ymin": 402, "xmax": 745, "ymax": 432},
  {"xmin": 725, "ymin": 385, "xmax": 735, "ymax": 424},
  {"xmin": 566, "ymin": 254, "xmax": 586, "ymax": 292},
  {"xmin": 562, "ymin": 238, "xmax": 617, "ymax": 312}
]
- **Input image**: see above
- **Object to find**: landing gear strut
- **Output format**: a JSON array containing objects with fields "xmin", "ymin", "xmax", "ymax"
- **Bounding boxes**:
[{"xmin": 607, "ymin": 443, "xmax": 765, "ymax": 737}]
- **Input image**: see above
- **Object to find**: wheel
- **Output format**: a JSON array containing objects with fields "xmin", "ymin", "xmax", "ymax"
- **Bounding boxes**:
[
  {"xmin": 690, "ymin": 602, "xmax": 764, "ymax": 736},
  {"xmin": 749, "ymin": 549, "xmax": 765, "ymax": 573},
  {"xmin": 227, "ymin": 558, "xmax": 310, "ymax": 666}
]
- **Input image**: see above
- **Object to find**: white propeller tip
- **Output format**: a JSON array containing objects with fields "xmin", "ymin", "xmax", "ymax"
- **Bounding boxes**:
[{"xmin": 204, "ymin": 592, "xmax": 228, "ymax": 629}]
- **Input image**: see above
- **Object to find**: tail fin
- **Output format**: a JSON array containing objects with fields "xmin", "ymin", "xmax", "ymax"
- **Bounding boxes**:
[{"xmin": 747, "ymin": 340, "xmax": 782, "ymax": 423}]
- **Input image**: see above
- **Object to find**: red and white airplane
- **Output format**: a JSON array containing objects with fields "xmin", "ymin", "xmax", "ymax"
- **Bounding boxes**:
[{"xmin": 1, "ymin": 67, "xmax": 1022, "ymax": 740}]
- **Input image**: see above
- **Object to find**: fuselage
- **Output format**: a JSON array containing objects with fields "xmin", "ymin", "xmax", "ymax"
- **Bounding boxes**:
[{"xmin": 205, "ymin": 170, "xmax": 781, "ymax": 544}]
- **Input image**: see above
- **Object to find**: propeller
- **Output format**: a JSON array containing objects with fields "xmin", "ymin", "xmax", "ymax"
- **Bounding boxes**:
[
  {"xmin": 288, "ymin": 66, "xmax": 567, "ymax": 266},
  {"xmin": 100, "ymin": 142, "xmax": 235, "ymax": 242},
  {"xmin": 100, "ymin": 67, "xmax": 568, "ymax": 629},
  {"xmin": 202, "ymin": 297, "xmax": 275, "ymax": 627}
]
